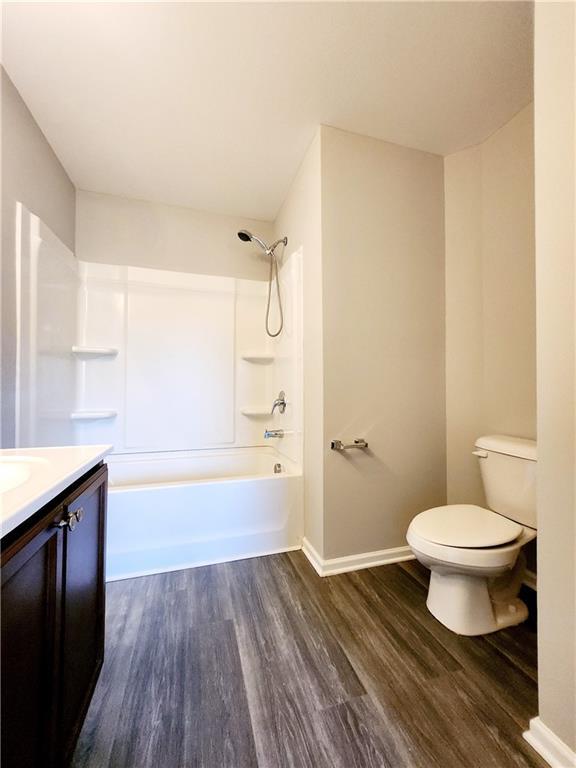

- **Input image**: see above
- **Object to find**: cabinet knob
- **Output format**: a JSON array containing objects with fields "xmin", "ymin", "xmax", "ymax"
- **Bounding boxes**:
[
  {"xmin": 56, "ymin": 512, "xmax": 78, "ymax": 532},
  {"xmin": 74, "ymin": 507, "xmax": 84, "ymax": 523}
]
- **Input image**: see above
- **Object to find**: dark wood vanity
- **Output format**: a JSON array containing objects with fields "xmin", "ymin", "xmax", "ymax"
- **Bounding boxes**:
[{"xmin": 1, "ymin": 462, "xmax": 107, "ymax": 768}]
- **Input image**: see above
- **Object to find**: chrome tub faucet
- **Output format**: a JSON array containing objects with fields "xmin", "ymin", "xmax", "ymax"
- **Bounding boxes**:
[{"xmin": 264, "ymin": 429, "xmax": 284, "ymax": 439}]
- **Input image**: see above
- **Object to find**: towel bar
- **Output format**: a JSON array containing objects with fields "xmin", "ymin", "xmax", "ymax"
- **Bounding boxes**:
[{"xmin": 330, "ymin": 439, "xmax": 368, "ymax": 451}]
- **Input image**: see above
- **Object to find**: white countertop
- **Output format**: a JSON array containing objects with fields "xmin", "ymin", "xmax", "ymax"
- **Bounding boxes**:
[{"xmin": 1, "ymin": 445, "xmax": 112, "ymax": 538}]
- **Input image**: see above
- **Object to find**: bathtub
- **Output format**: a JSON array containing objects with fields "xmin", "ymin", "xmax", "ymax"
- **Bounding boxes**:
[{"xmin": 105, "ymin": 447, "xmax": 303, "ymax": 581}]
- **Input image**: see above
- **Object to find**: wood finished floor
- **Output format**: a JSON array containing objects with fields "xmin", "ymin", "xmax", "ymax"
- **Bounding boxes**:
[{"xmin": 72, "ymin": 553, "xmax": 546, "ymax": 768}]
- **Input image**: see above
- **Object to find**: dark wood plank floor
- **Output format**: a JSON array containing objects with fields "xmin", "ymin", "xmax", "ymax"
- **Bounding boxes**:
[{"xmin": 72, "ymin": 553, "xmax": 546, "ymax": 768}]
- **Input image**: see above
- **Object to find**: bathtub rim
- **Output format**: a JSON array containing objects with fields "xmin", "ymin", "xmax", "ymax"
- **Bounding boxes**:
[
  {"xmin": 109, "ymin": 469, "xmax": 301, "ymax": 493},
  {"xmin": 106, "ymin": 444, "xmax": 301, "ymax": 491}
]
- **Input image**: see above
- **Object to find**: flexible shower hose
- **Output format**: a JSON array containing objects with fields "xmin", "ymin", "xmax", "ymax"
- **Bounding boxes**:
[{"xmin": 266, "ymin": 243, "xmax": 284, "ymax": 337}]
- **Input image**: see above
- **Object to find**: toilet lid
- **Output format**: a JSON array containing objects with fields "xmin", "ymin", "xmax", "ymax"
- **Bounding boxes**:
[{"xmin": 410, "ymin": 505, "xmax": 523, "ymax": 548}]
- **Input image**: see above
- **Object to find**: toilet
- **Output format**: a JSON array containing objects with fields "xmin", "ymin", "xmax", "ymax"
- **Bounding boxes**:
[{"xmin": 407, "ymin": 435, "xmax": 537, "ymax": 636}]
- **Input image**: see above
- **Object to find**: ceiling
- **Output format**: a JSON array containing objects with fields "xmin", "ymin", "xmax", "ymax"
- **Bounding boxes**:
[{"xmin": 2, "ymin": 2, "xmax": 533, "ymax": 221}]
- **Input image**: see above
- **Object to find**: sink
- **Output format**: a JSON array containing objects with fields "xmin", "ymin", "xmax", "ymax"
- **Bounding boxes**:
[
  {"xmin": 1, "ymin": 446, "xmax": 111, "ymax": 540},
  {"xmin": 0, "ymin": 457, "xmax": 49, "ymax": 494}
]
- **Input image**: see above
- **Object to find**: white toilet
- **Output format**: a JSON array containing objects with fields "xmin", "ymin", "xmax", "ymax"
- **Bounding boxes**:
[{"xmin": 407, "ymin": 435, "xmax": 537, "ymax": 636}]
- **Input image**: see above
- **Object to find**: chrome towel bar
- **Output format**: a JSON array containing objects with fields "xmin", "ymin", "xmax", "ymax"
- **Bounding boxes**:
[{"xmin": 330, "ymin": 439, "xmax": 368, "ymax": 451}]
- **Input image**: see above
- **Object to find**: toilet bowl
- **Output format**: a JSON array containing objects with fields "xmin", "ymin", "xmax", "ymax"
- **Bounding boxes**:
[{"xmin": 407, "ymin": 435, "xmax": 537, "ymax": 636}]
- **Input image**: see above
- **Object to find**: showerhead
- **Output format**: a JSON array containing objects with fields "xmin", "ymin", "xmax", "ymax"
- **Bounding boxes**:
[
  {"xmin": 237, "ymin": 229, "xmax": 270, "ymax": 252},
  {"xmin": 237, "ymin": 230, "xmax": 288, "ymax": 255}
]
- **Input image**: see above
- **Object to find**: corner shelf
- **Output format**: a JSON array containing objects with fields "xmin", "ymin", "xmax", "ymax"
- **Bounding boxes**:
[
  {"xmin": 70, "ymin": 411, "xmax": 117, "ymax": 421},
  {"xmin": 72, "ymin": 346, "xmax": 118, "ymax": 358},
  {"xmin": 240, "ymin": 407, "xmax": 270, "ymax": 417},
  {"xmin": 240, "ymin": 352, "xmax": 274, "ymax": 364}
]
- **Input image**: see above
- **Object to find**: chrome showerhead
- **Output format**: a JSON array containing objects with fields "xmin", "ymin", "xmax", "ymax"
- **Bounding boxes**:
[
  {"xmin": 237, "ymin": 230, "xmax": 288, "ymax": 256},
  {"xmin": 237, "ymin": 229, "xmax": 269, "ymax": 252}
]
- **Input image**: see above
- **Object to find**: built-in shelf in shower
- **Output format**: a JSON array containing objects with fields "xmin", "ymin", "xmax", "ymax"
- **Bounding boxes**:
[
  {"xmin": 240, "ymin": 352, "xmax": 274, "ymax": 363},
  {"xmin": 72, "ymin": 346, "xmax": 118, "ymax": 358},
  {"xmin": 70, "ymin": 410, "xmax": 117, "ymax": 421},
  {"xmin": 240, "ymin": 407, "xmax": 270, "ymax": 417}
]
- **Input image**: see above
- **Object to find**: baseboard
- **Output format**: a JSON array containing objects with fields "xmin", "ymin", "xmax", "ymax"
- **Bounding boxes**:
[
  {"xmin": 301, "ymin": 538, "xmax": 325, "ymax": 575},
  {"xmin": 302, "ymin": 537, "xmax": 414, "ymax": 577},
  {"xmin": 523, "ymin": 717, "xmax": 576, "ymax": 767}
]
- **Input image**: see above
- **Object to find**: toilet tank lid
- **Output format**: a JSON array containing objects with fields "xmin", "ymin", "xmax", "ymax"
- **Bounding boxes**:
[{"xmin": 475, "ymin": 435, "xmax": 537, "ymax": 461}]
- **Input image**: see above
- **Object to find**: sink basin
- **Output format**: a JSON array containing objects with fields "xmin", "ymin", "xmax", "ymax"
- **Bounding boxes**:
[{"xmin": 0, "ymin": 457, "xmax": 49, "ymax": 494}]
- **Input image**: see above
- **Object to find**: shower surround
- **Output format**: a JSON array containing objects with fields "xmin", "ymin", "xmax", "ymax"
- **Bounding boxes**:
[
  {"xmin": 15, "ymin": 210, "xmax": 303, "ymax": 578},
  {"xmin": 78, "ymin": 256, "xmax": 303, "ymax": 578}
]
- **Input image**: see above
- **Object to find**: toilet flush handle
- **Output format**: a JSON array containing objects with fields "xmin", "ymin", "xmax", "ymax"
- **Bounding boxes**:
[{"xmin": 472, "ymin": 449, "xmax": 488, "ymax": 458}]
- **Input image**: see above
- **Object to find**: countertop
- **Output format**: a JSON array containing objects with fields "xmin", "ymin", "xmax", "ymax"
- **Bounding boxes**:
[{"xmin": 1, "ymin": 445, "xmax": 112, "ymax": 538}]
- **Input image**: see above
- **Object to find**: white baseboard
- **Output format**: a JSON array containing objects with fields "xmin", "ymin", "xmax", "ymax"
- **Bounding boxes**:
[
  {"xmin": 302, "ymin": 537, "xmax": 414, "ymax": 577},
  {"xmin": 523, "ymin": 718, "xmax": 576, "ymax": 767}
]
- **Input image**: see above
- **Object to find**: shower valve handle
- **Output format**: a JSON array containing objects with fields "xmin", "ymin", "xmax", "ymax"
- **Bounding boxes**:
[{"xmin": 271, "ymin": 391, "xmax": 287, "ymax": 415}]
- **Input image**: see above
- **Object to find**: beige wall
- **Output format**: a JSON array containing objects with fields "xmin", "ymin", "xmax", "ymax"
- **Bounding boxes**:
[
  {"xmin": 76, "ymin": 191, "xmax": 273, "ymax": 281},
  {"xmin": 444, "ymin": 144, "xmax": 485, "ymax": 503},
  {"xmin": 274, "ymin": 131, "xmax": 324, "ymax": 553},
  {"xmin": 445, "ymin": 105, "xmax": 536, "ymax": 505},
  {"xmin": 274, "ymin": 126, "xmax": 447, "ymax": 561},
  {"xmin": 1, "ymin": 68, "xmax": 76, "ymax": 447},
  {"xmin": 321, "ymin": 126, "xmax": 446, "ymax": 559},
  {"xmin": 533, "ymin": 0, "xmax": 576, "ymax": 753}
]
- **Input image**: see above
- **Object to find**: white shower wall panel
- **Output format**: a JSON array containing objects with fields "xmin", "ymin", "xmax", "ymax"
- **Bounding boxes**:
[
  {"xmin": 124, "ymin": 272, "xmax": 235, "ymax": 449},
  {"xmin": 268, "ymin": 249, "xmax": 303, "ymax": 466},
  {"xmin": 235, "ymin": 278, "xmax": 272, "ymax": 440},
  {"xmin": 74, "ymin": 262, "xmax": 288, "ymax": 454},
  {"xmin": 15, "ymin": 206, "xmax": 78, "ymax": 448},
  {"xmin": 75, "ymin": 262, "xmax": 126, "ymax": 449}
]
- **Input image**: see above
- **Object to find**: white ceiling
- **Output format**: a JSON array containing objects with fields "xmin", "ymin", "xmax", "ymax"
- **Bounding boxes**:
[{"xmin": 2, "ymin": 2, "xmax": 533, "ymax": 221}]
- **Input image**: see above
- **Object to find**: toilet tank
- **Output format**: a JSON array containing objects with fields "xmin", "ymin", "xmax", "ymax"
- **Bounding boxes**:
[{"xmin": 474, "ymin": 435, "xmax": 537, "ymax": 529}]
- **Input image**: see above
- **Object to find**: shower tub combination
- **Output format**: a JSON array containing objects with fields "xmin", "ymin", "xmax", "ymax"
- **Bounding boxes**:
[{"xmin": 105, "ymin": 447, "xmax": 303, "ymax": 581}]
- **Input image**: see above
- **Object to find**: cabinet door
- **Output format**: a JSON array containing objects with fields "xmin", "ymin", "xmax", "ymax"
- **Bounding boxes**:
[
  {"xmin": 59, "ymin": 467, "xmax": 107, "ymax": 765},
  {"xmin": 1, "ymin": 515, "xmax": 63, "ymax": 768}
]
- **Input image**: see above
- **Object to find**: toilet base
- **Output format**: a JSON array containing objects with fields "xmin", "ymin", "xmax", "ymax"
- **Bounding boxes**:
[{"xmin": 426, "ymin": 569, "xmax": 529, "ymax": 636}]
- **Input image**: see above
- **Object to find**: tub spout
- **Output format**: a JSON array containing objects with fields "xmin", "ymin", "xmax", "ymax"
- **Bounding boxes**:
[{"xmin": 264, "ymin": 429, "xmax": 284, "ymax": 439}]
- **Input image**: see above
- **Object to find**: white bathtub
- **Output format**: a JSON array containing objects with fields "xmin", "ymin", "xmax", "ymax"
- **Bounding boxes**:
[{"xmin": 105, "ymin": 447, "xmax": 303, "ymax": 581}]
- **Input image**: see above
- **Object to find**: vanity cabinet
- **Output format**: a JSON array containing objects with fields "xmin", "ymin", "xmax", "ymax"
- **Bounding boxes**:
[{"xmin": 1, "ymin": 463, "xmax": 107, "ymax": 768}]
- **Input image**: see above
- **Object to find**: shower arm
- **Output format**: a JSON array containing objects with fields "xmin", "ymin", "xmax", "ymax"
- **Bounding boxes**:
[{"xmin": 267, "ymin": 237, "xmax": 288, "ymax": 256}]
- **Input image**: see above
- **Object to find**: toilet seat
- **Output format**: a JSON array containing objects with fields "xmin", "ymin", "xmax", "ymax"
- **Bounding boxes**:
[
  {"xmin": 406, "ymin": 527, "xmax": 527, "ymax": 570},
  {"xmin": 410, "ymin": 504, "xmax": 522, "ymax": 548},
  {"xmin": 406, "ymin": 504, "xmax": 535, "ymax": 571}
]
